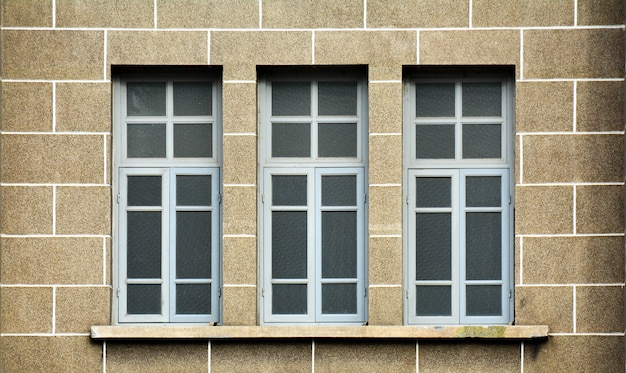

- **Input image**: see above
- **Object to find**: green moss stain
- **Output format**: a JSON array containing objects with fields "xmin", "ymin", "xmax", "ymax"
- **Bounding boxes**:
[{"xmin": 453, "ymin": 326, "xmax": 507, "ymax": 338}]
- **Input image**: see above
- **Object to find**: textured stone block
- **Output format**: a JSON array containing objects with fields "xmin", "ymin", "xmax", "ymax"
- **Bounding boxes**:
[
  {"xmin": 107, "ymin": 342, "xmax": 207, "ymax": 373},
  {"xmin": 0, "ymin": 287, "xmax": 52, "ymax": 333},
  {"xmin": 223, "ymin": 82, "xmax": 257, "ymax": 134},
  {"xmin": 108, "ymin": 31, "xmax": 207, "ymax": 66},
  {"xmin": 315, "ymin": 31, "xmax": 416, "ymax": 81},
  {"xmin": 515, "ymin": 286, "xmax": 573, "ymax": 333},
  {"xmin": 420, "ymin": 30, "xmax": 519, "ymax": 67},
  {"xmin": 0, "ymin": 186, "xmax": 53, "ymax": 234},
  {"xmin": 1, "ymin": 0, "xmax": 53, "ymax": 27},
  {"xmin": 367, "ymin": 0, "xmax": 468, "ymax": 28},
  {"xmin": 158, "ymin": 0, "xmax": 258, "ymax": 28},
  {"xmin": 57, "ymin": 0, "xmax": 153, "ymax": 28},
  {"xmin": 522, "ymin": 236, "xmax": 624, "ymax": 284},
  {"xmin": 315, "ymin": 341, "xmax": 415, "ymax": 372},
  {"xmin": 576, "ymin": 286, "xmax": 624, "ymax": 333},
  {"xmin": 212, "ymin": 31, "xmax": 311, "ymax": 80},
  {"xmin": 2, "ymin": 30, "xmax": 104, "ymax": 80},
  {"xmin": 369, "ymin": 135, "xmax": 402, "ymax": 185},
  {"xmin": 515, "ymin": 186, "xmax": 573, "ymax": 235},
  {"xmin": 368, "ymin": 286, "xmax": 402, "ymax": 325},
  {"xmin": 576, "ymin": 184, "xmax": 624, "ymax": 234},
  {"xmin": 223, "ymin": 135, "xmax": 257, "ymax": 185},
  {"xmin": 56, "ymin": 83, "xmax": 111, "ymax": 133},
  {"xmin": 223, "ymin": 186, "xmax": 256, "ymax": 235},
  {"xmin": 516, "ymin": 81, "xmax": 573, "ymax": 132},
  {"xmin": 223, "ymin": 236, "xmax": 256, "ymax": 285},
  {"xmin": 419, "ymin": 341, "xmax": 520, "ymax": 372},
  {"xmin": 56, "ymin": 186, "xmax": 111, "ymax": 235},
  {"xmin": 0, "ymin": 337, "xmax": 102, "ymax": 373},
  {"xmin": 222, "ymin": 286, "xmax": 256, "ymax": 325},
  {"xmin": 212, "ymin": 341, "xmax": 311, "ymax": 372},
  {"xmin": 1, "ymin": 134, "xmax": 105, "ymax": 184},
  {"xmin": 369, "ymin": 82, "xmax": 402, "ymax": 133},
  {"xmin": 522, "ymin": 134, "xmax": 623, "ymax": 183},
  {"xmin": 1, "ymin": 82, "xmax": 53, "ymax": 132},
  {"xmin": 576, "ymin": 80, "xmax": 624, "ymax": 132},
  {"xmin": 473, "ymin": 0, "xmax": 573, "ymax": 27},
  {"xmin": 368, "ymin": 185, "xmax": 402, "ymax": 235},
  {"xmin": 56, "ymin": 287, "xmax": 110, "ymax": 333},
  {"xmin": 369, "ymin": 236, "xmax": 402, "ymax": 285},
  {"xmin": 524, "ymin": 29, "xmax": 624, "ymax": 79},
  {"xmin": 0, "ymin": 237, "xmax": 103, "ymax": 284},
  {"xmin": 577, "ymin": 0, "xmax": 624, "ymax": 25},
  {"xmin": 263, "ymin": 0, "xmax": 362, "ymax": 28}
]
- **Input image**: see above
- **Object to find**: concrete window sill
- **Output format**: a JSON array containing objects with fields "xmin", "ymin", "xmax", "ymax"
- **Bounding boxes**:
[{"xmin": 91, "ymin": 325, "xmax": 549, "ymax": 340}]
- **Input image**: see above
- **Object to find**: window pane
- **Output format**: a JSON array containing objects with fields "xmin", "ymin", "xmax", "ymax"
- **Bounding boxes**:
[
  {"xmin": 176, "ymin": 212, "xmax": 211, "ymax": 279},
  {"xmin": 322, "ymin": 175, "xmax": 356, "ymax": 206},
  {"xmin": 272, "ymin": 175, "xmax": 307, "ymax": 206},
  {"xmin": 415, "ymin": 83, "xmax": 455, "ymax": 117},
  {"xmin": 318, "ymin": 123, "xmax": 357, "ymax": 158},
  {"xmin": 272, "ymin": 212, "xmax": 307, "ymax": 279},
  {"xmin": 127, "ymin": 82, "xmax": 166, "ymax": 116},
  {"xmin": 466, "ymin": 285, "xmax": 501, "ymax": 316},
  {"xmin": 177, "ymin": 175, "xmax": 211, "ymax": 206},
  {"xmin": 416, "ymin": 286, "xmax": 451, "ymax": 316},
  {"xmin": 318, "ymin": 82, "xmax": 358, "ymax": 115},
  {"xmin": 466, "ymin": 212, "xmax": 501, "ymax": 280},
  {"xmin": 416, "ymin": 177, "xmax": 451, "ymax": 208},
  {"xmin": 272, "ymin": 82, "xmax": 311, "ymax": 116},
  {"xmin": 273, "ymin": 284, "xmax": 307, "ymax": 314},
  {"xmin": 322, "ymin": 211, "xmax": 357, "ymax": 279},
  {"xmin": 176, "ymin": 284, "xmax": 211, "ymax": 314},
  {"xmin": 174, "ymin": 123, "xmax": 212, "ymax": 158},
  {"xmin": 416, "ymin": 213, "xmax": 451, "ymax": 281},
  {"xmin": 128, "ymin": 176, "xmax": 162, "ymax": 206},
  {"xmin": 466, "ymin": 176, "xmax": 501, "ymax": 207},
  {"xmin": 272, "ymin": 123, "xmax": 311, "ymax": 157},
  {"xmin": 127, "ymin": 123, "xmax": 166, "ymax": 158},
  {"xmin": 173, "ymin": 82, "xmax": 212, "ymax": 116},
  {"xmin": 322, "ymin": 284, "xmax": 356, "ymax": 314},
  {"xmin": 416, "ymin": 125, "xmax": 455, "ymax": 159},
  {"xmin": 463, "ymin": 124, "xmax": 501, "ymax": 159},
  {"xmin": 462, "ymin": 82, "xmax": 501, "ymax": 117},
  {"xmin": 127, "ymin": 284, "xmax": 161, "ymax": 314},
  {"xmin": 127, "ymin": 211, "xmax": 161, "ymax": 279}
]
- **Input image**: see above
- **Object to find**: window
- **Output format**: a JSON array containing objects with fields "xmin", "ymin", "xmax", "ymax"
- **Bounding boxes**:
[
  {"xmin": 113, "ymin": 69, "xmax": 221, "ymax": 323},
  {"xmin": 259, "ymin": 69, "xmax": 368, "ymax": 324},
  {"xmin": 404, "ymin": 70, "xmax": 514, "ymax": 325}
]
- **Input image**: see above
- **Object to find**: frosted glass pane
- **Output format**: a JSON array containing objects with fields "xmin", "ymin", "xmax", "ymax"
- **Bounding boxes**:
[
  {"xmin": 127, "ymin": 82, "xmax": 166, "ymax": 116},
  {"xmin": 127, "ymin": 123, "xmax": 166, "ymax": 158},
  {"xmin": 322, "ymin": 211, "xmax": 357, "ymax": 278},
  {"xmin": 416, "ymin": 213, "xmax": 451, "ymax": 281},
  {"xmin": 416, "ymin": 286, "xmax": 451, "ymax": 316},
  {"xmin": 416, "ymin": 177, "xmax": 451, "ymax": 208},
  {"xmin": 463, "ymin": 124, "xmax": 501, "ymax": 159},
  {"xmin": 176, "ymin": 212, "xmax": 211, "ymax": 279},
  {"xmin": 173, "ymin": 82, "xmax": 212, "ymax": 116},
  {"xmin": 322, "ymin": 175, "xmax": 356, "ymax": 206},
  {"xmin": 466, "ymin": 212, "xmax": 501, "ymax": 280},
  {"xmin": 272, "ymin": 123, "xmax": 311, "ymax": 157},
  {"xmin": 415, "ymin": 83, "xmax": 455, "ymax": 117},
  {"xmin": 127, "ymin": 284, "xmax": 161, "ymax": 314},
  {"xmin": 318, "ymin": 82, "xmax": 358, "ymax": 115},
  {"xmin": 416, "ymin": 125, "xmax": 455, "ymax": 159},
  {"xmin": 272, "ymin": 212, "xmax": 307, "ymax": 279},
  {"xmin": 466, "ymin": 176, "xmax": 500, "ymax": 207},
  {"xmin": 322, "ymin": 284, "xmax": 356, "ymax": 314},
  {"xmin": 466, "ymin": 285, "xmax": 501, "ymax": 316},
  {"xmin": 174, "ymin": 123, "xmax": 212, "ymax": 158},
  {"xmin": 272, "ymin": 82, "xmax": 310, "ymax": 116},
  {"xmin": 177, "ymin": 175, "xmax": 211, "ymax": 206},
  {"xmin": 272, "ymin": 175, "xmax": 307, "ymax": 206},
  {"xmin": 127, "ymin": 211, "xmax": 161, "ymax": 279},
  {"xmin": 318, "ymin": 123, "xmax": 357, "ymax": 157},
  {"xmin": 128, "ymin": 176, "xmax": 162, "ymax": 206},
  {"xmin": 462, "ymin": 82, "xmax": 501, "ymax": 117},
  {"xmin": 273, "ymin": 284, "xmax": 307, "ymax": 314},
  {"xmin": 176, "ymin": 284, "xmax": 211, "ymax": 314}
]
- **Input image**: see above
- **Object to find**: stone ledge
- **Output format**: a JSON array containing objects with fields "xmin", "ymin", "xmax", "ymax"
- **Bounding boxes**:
[{"xmin": 91, "ymin": 325, "xmax": 549, "ymax": 340}]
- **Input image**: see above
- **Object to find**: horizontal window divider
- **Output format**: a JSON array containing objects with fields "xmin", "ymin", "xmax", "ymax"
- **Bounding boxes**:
[
  {"xmin": 175, "ymin": 206, "xmax": 212, "ymax": 211},
  {"xmin": 126, "ymin": 279, "xmax": 164, "ymax": 285},
  {"xmin": 271, "ymin": 279, "xmax": 309, "ymax": 284},
  {"xmin": 464, "ymin": 280, "xmax": 504, "ymax": 285},
  {"xmin": 174, "ymin": 279, "xmax": 213, "ymax": 284},
  {"xmin": 319, "ymin": 279, "xmax": 358, "ymax": 284}
]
